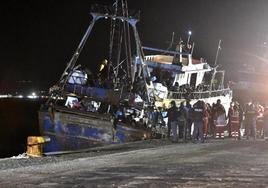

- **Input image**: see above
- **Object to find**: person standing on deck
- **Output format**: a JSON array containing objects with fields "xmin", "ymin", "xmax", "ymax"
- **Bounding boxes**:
[{"xmin": 98, "ymin": 59, "xmax": 108, "ymax": 81}]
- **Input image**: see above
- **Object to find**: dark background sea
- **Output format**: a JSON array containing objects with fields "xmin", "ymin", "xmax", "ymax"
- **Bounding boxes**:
[{"xmin": 0, "ymin": 99, "xmax": 43, "ymax": 158}]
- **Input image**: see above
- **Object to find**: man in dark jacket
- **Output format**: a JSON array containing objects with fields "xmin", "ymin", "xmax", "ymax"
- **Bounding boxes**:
[
  {"xmin": 178, "ymin": 101, "xmax": 187, "ymax": 140},
  {"xmin": 191, "ymin": 100, "xmax": 206, "ymax": 143},
  {"xmin": 167, "ymin": 101, "xmax": 179, "ymax": 142},
  {"xmin": 244, "ymin": 102, "xmax": 257, "ymax": 140},
  {"xmin": 185, "ymin": 100, "xmax": 193, "ymax": 139}
]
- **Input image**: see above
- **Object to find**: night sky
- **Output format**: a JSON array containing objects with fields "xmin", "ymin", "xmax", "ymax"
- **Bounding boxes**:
[{"xmin": 1, "ymin": 0, "xmax": 268, "ymax": 91}]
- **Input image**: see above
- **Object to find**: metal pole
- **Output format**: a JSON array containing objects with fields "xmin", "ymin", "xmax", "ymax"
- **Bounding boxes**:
[
  {"xmin": 214, "ymin": 39, "xmax": 222, "ymax": 66},
  {"xmin": 191, "ymin": 42, "xmax": 195, "ymax": 55},
  {"xmin": 59, "ymin": 14, "xmax": 99, "ymax": 87},
  {"xmin": 187, "ymin": 31, "xmax": 192, "ymax": 47},
  {"xmin": 142, "ymin": 46, "xmax": 189, "ymax": 56},
  {"xmin": 129, "ymin": 19, "xmax": 152, "ymax": 103}
]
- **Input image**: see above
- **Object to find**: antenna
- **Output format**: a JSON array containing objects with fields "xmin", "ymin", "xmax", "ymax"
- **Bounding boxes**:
[
  {"xmin": 214, "ymin": 39, "xmax": 222, "ymax": 66},
  {"xmin": 191, "ymin": 42, "xmax": 195, "ymax": 55},
  {"xmin": 168, "ymin": 32, "xmax": 175, "ymax": 49}
]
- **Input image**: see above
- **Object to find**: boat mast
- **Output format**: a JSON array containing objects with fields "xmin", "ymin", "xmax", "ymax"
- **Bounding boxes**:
[
  {"xmin": 209, "ymin": 39, "xmax": 222, "ymax": 95},
  {"xmin": 108, "ymin": 0, "xmax": 122, "ymax": 85},
  {"xmin": 122, "ymin": 0, "xmax": 133, "ymax": 84},
  {"xmin": 214, "ymin": 39, "xmax": 222, "ymax": 66},
  {"xmin": 49, "ymin": 1, "xmax": 152, "ymax": 103},
  {"xmin": 108, "ymin": 0, "xmax": 133, "ymax": 89}
]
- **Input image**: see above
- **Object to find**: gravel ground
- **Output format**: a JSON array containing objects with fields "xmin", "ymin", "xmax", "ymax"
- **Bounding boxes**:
[
  {"xmin": 0, "ymin": 139, "xmax": 174, "ymax": 171},
  {"xmin": 1, "ymin": 139, "xmax": 268, "ymax": 187}
]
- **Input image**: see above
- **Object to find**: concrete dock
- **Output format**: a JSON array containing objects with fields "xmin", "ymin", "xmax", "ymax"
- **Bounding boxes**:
[{"xmin": 1, "ymin": 139, "xmax": 268, "ymax": 187}]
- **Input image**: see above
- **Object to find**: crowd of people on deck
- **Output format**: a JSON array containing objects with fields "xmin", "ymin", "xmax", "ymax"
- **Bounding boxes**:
[{"xmin": 165, "ymin": 99, "xmax": 268, "ymax": 143}]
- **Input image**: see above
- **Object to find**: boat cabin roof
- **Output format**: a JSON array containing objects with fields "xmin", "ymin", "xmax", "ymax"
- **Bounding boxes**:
[{"xmin": 145, "ymin": 55, "xmax": 202, "ymax": 66}]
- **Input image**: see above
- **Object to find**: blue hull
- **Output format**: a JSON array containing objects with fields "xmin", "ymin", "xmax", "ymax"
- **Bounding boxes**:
[{"xmin": 38, "ymin": 107, "xmax": 151, "ymax": 153}]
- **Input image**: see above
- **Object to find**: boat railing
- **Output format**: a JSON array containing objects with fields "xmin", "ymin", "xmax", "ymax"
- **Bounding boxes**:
[{"xmin": 168, "ymin": 88, "xmax": 232, "ymax": 100}]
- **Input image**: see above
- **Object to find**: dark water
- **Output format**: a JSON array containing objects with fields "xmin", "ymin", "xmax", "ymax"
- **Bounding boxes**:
[{"xmin": 0, "ymin": 99, "xmax": 44, "ymax": 158}]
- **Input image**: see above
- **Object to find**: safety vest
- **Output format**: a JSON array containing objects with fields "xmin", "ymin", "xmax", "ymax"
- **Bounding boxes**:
[{"xmin": 230, "ymin": 110, "xmax": 239, "ymax": 124}]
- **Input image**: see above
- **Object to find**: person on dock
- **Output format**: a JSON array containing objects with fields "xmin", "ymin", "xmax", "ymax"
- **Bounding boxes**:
[
  {"xmin": 178, "ymin": 101, "xmax": 187, "ymax": 140},
  {"xmin": 244, "ymin": 101, "xmax": 257, "ymax": 140},
  {"xmin": 185, "ymin": 100, "xmax": 193, "ymax": 140},
  {"xmin": 229, "ymin": 104, "xmax": 240, "ymax": 139},
  {"xmin": 203, "ymin": 103, "xmax": 210, "ymax": 139},
  {"xmin": 167, "ymin": 101, "xmax": 179, "ymax": 142},
  {"xmin": 213, "ymin": 99, "xmax": 226, "ymax": 139},
  {"xmin": 191, "ymin": 100, "xmax": 206, "ymax": 143}
]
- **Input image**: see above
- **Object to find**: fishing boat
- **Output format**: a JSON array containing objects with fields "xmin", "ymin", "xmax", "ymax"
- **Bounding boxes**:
[
  {"xmin": 38, "ymin": 1, "xmax": 232, "ymax": 153},
  {"xmin": 142, "ymin": 38, "xmax": 232, "ymax": 111},
  {"xmin": 38, "ymin": 1, "xmax": 155, "ymax": 153}
]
